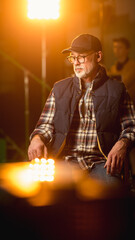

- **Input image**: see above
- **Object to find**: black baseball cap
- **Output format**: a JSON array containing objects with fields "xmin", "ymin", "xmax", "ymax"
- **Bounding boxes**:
[{"xmin": 62, "ymin": 34, "xmax": 102, "ymax": 53}]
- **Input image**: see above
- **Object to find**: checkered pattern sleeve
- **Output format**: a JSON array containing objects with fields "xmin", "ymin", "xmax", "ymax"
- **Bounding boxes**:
[
  {"xmin": 30, "ymin": 90, "xmax": 55, "ymax": 144},
  {"xmin": 119, "ymin": 90, "xmax": 135, "ymax": 142}
]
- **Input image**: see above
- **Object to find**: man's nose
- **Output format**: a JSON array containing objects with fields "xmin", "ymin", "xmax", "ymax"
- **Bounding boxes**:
[{"xmin": 74, "ymin": 57, "xmax": 80, "ymax": 65}]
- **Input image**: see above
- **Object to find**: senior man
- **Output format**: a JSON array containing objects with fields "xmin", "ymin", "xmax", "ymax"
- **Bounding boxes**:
[{"xmin": 28, "ymin": 34, "xmax": 135, "ymax": 183}]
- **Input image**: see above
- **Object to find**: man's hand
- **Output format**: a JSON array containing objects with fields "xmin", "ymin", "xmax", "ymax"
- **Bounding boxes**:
[
  {"xmin": 104, "ymin": 138, "xmax": 130, "ymax": 175},
  {"xmin": 28, "ymin": 135, "xmax": 48, "ymax": 161}
]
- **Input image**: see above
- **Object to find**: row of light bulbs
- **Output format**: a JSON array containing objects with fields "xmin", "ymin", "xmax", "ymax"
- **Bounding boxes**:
[{"xmin": 29, "ymin": 158, "xmax": 55, "ymax": 182}]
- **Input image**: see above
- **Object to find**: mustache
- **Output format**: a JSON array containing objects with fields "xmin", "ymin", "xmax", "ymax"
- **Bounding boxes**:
[{"xmin": 74, "ymin": 67, "xmax": 84, "ymax": 70}]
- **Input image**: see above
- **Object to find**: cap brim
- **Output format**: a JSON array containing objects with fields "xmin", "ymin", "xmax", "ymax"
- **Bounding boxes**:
[
  {"xmin": 61, "ymin": 46, "xmax": 90, "ymax": 54},
  {"xmin": 61, "ymin": 47, "xmax": 72, "ymax": 54}
]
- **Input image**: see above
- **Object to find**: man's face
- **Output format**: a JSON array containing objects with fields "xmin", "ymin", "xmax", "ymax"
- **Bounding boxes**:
[
  {"xmin": 113, "ymin": 42, "xmax": 129, "ymax": 60},
  {"xmin": 71, "ymin": 51, "xmax": 98, "ymax": 79}
]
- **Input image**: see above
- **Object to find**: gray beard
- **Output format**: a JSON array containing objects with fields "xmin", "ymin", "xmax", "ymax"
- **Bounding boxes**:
[{"xmin": 74, "ymin": 70, "xmax": 87, "ymax": 78}]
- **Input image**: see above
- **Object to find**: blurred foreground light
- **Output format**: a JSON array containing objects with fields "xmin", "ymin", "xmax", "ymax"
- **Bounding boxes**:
[
  {"xmin": 1, "ymin": 160, "xmax": 123, "ymax": 207},
  {"xmin": 0, "ymin": 163, "xmax": 40, "ymax": 198},
  {"xmin": 0, "ymin": 159, "xmax": 55, "ymax": 199},
  {"xmin": 76, "ymin": 177, "xmax": 124, "ymax": 201},
  {"xmin": 27, "ymin": 0, "xmax": 60, "ymax": 20},
  {"xmin": 29, "ymin": 158, "xmax": 55, "ymax": 182}
]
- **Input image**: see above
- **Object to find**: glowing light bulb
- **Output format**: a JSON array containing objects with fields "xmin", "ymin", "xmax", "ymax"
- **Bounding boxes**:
[
  {"xmin": 35, "ymin": 158, "xmax": 40, "ymax": 163},
  {"xmin": 48, "ymin": 159, "xmax": 55, "ymax": 165},
  {"xmin": 41, "ymin": 158, "xmax": 47, "ymax": 163}
]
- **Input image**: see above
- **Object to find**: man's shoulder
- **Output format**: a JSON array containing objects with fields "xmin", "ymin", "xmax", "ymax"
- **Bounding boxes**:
[
  {"xmin": 108, "ymin": 76, "xmax": 121, "ymax": 83},
  {"xmin": 52, "ymin": 76, "xmax": 76, "ymax": 96},
  {"xmin": 107, "ymin": 76, "xmax": 125, "ymax": 88},
  {"xmin": 54, "ymin": 76, "xmax": 74, "ymax": 88}
]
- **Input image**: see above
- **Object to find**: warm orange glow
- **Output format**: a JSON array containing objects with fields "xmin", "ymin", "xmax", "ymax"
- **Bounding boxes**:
[
  {"xmin": 0, "ymin": 163, "xmax": 40, "ymax": 198},
  {"xmin": 27, "ymin": 0, "xmax": 60, "ymax": 20},
  {"xmin": 0, "ymin": 159, "xmax": 55, "ymax": 198}
]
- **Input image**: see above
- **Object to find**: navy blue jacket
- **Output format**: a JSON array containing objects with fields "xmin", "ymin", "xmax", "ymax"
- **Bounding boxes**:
[{"xmin": 49, "ymin": 68, "xmax": 125, "ymax": 157}]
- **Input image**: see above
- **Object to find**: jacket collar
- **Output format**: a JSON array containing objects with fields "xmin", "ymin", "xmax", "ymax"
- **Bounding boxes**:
[{"xmin": 93, "ymin": 66, "xmax": 109, "ymax": 91}]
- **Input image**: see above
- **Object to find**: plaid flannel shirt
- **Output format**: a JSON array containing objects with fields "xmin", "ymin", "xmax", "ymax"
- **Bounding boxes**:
[{"xmin": 31, "ymin": 79, "xmax": 135, "ymax": 170}]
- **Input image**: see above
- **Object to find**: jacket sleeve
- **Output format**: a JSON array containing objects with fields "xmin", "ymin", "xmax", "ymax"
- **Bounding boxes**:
[
  {"xmin": 30, "ymin": 90, "xmax": 55, "ymax": 145},
  {"xmin": 119, "ymin": 89, "xmax": 135, "ymax": 142}
]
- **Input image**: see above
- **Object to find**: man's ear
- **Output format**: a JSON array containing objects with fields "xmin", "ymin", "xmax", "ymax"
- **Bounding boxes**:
[{"xmin": 96, "ymin": 51, "xmax": 103, "ymax": 63}]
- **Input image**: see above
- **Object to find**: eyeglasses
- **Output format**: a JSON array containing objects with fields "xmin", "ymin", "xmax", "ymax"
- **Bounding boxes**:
[{"xmin": 67, "ymin": 53, "xmax": 93, "ymax": 64}]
